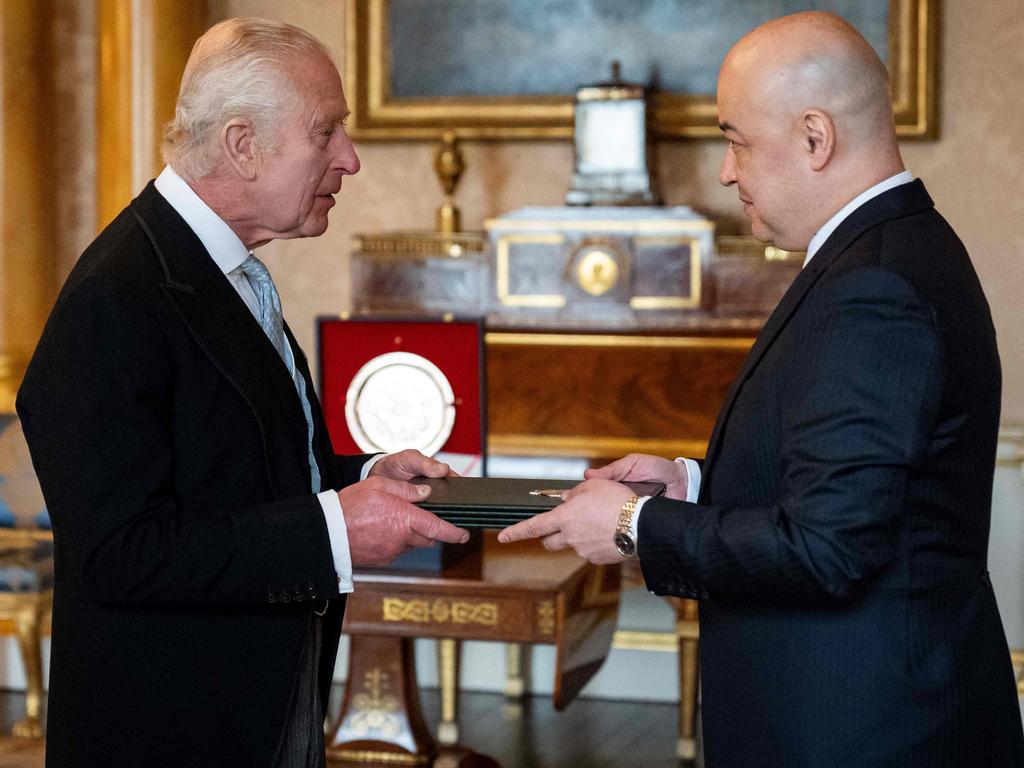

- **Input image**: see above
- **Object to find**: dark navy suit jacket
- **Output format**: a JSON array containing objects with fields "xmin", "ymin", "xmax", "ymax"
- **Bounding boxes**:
[
  {"xmin": 18, "ymin": 183, "xmax": 373, "ymax": 768},
  {"xmin": 639, "ymin": 181, "xmax": 1024, "ymax": 766}
]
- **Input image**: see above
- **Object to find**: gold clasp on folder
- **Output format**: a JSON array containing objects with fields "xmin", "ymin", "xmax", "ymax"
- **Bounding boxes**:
[{"xmin": 528, "ymin": 489, "xmax": 565, "ymax": 499}]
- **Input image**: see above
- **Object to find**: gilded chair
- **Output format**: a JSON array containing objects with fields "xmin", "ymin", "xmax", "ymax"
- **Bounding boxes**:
[{"xmin": 0, "ymin": 525, "xmax": 53, "ymax": 737}]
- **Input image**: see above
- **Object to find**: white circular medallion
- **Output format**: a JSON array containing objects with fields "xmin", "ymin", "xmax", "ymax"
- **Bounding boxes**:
[{"xmin": 344, "ymin": 352, "xmax": 456, "ymax": 456}]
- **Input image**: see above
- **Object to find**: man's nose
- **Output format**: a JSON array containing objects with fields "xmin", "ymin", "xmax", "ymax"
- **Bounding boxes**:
[
  {"xmin": 719, "ymin": 146, "xmax": 736, "ymax": 187},
  {"xmin": 335, "ymin": 133, "xmax": 361, "ymax": 176}
]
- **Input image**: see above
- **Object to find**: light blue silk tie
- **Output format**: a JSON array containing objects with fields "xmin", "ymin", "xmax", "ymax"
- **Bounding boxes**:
[{"xmin": 240, "ymin": 254, "xmax": 322, "ymax": 494}]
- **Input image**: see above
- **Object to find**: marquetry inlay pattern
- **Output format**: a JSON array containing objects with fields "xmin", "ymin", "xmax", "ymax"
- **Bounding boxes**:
[
  {"xmin": 348, "ymin": 667, "xmax": 401, "ymax": 739},
  {"xmin": 537, "ymin": 599, "xmax": 555, "ymax": 636},
  {"xmin": 382, "ymin": 597, "xmax": 498, "ymax": 626}
]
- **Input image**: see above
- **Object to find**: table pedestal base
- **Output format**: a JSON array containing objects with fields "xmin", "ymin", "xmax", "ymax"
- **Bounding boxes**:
[{"xmin": 326, "ymin": 635, "xmax": 499, "ymax": 767}]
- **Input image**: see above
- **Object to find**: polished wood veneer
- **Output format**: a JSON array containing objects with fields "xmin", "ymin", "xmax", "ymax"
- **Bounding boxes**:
[{"xmin": 486, "ymin": 332, "xmax": 754, "ymax": 460}]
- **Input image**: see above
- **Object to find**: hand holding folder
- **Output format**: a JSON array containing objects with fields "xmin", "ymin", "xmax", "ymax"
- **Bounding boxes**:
[{"xmin": 412, "ymin": 476, "xmax": 665, "ymax": 529}]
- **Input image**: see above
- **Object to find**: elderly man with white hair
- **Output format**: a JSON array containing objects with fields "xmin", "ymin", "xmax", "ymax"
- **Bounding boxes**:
[{"xmin": 18, "ymin": 18, "xmax": 468, "ymax": 768}]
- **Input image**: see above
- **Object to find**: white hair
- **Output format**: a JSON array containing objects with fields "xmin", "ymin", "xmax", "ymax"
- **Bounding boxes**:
[{"xmin": 161, "ymin": 17, "xmax": 333, "ymax": 182}]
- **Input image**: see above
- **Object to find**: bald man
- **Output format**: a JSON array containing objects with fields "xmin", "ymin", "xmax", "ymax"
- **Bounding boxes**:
[{"xmin": 501, "ymin": 12, "xmax": 1024, "ymax": 766}]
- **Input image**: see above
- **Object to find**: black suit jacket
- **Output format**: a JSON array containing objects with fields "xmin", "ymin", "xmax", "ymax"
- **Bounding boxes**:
[
  {"xmin": 639, "ymin": 181, "xmax": 1024, "ymax": 766},
  {"xmin": 17, "ymin": 183, "xmax": 373, "ymax": 767}
]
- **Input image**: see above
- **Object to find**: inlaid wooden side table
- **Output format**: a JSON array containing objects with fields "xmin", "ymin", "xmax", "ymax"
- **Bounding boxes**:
[{"xmin": 326, "ymin": 533, "xmax": 621, "ymax": 767}]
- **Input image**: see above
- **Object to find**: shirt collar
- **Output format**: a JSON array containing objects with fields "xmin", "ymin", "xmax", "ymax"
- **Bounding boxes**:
[
  {"xmin": 154, "ymin": 165, "xmax": 250, "ymax": 275},
  {"xmin": 804, "ymin": 170, "xmax": 915, "ymax": 267}
]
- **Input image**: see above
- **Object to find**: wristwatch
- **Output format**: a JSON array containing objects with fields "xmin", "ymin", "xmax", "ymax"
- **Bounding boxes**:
[{"xmin": 614, "ymin": 495, "xmax": 640, "ymax": 558}]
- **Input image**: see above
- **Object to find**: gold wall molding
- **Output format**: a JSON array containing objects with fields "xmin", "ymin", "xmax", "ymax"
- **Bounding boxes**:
[
  {"xmin": 0, "ymin": 354, "xmax": 30, "ymax": 415},
  {"xmin": 347, "ymin": 0, "xmax": 935, "ymax": 139},
  {"xmin": 0, "ymin": 1, "xmax": 58, "ymax": 413},
  {"xmin": 96, "ymin": 0, "xmax": 133, "ymax": 229},
  {"xmin": 97, "ymin": 0, "xmax": 207, "ymax": 230}
]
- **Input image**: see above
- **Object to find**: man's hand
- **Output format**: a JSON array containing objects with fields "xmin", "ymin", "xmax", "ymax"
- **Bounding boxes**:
[
  {"xmin": 585, "ymin": 453, "xmax": 689, "ymax": 500},
  {"xmin": 497, "ymin": 478, "xmax": 634, "ymax": 564},
  {"xmin": 369, "ymin": 449, "xmax": 457, "ymax": 481},
  {"xmin": 340, "ymin": 476, "xmax": 469, "ymax": 567}
]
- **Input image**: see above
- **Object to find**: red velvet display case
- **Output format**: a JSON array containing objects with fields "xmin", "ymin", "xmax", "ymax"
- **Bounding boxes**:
[{"xmin": 317, "ymin": 315, "xmax": 487, "ymax": 470}]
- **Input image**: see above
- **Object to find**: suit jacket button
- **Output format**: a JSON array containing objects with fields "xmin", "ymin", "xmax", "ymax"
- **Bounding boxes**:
[
  {"xmin": 279, "ymin": 591, "xmax": 291, "ymax": 604},
  {"xmin": 267, "ymin": 590, "xmax": 277, "ymax": 604}
]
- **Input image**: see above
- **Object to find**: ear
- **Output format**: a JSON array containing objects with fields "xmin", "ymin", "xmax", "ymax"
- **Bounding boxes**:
[
  {"xmin": 801, "ymin": 109, "xmax": 835, "ymax": 172},
  {"xmin": 221, "ymin": 119, "xmax": 259, "ymax": 180}
]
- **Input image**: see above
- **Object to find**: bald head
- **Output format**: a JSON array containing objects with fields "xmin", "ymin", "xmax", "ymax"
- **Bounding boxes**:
[
  {"xmin": 724, "ymin": 12, "xmax": 895, "ymax": 149},
  {"xmin": 717, "ymin": 12, "xmax": 905, "ymax": 250}
]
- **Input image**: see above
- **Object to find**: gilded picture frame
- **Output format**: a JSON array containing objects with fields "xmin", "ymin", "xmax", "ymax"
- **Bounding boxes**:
[{"xmin": 345, "ymin": 0, "xmax": 937, "ymax": 141}]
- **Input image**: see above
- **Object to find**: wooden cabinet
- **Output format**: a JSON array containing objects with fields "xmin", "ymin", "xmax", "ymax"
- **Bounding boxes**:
[{"xmin": 486, "ymin": 330, "xmax": 755, "ymax": 461}]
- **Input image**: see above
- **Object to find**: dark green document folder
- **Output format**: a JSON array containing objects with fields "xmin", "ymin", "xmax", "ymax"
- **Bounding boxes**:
[{"xmin": 413, "ymin": 476, "xmax": 666, "ymax": 529}]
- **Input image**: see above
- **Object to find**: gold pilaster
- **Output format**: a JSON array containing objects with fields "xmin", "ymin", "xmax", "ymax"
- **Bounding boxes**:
[
  {"xmin": 96, "ymin": 0, "xmax": 133, "ymax": 230},
  {"xmin": 0, "ymin": 1, "xmax": 58, "ymax": 413},
  {"xmin": 96, "ymin": 0, "xmax": 207, "ymax": 230}
]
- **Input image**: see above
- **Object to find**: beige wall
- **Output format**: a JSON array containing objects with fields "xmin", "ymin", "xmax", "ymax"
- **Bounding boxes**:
[{"xmin": 217, "ymin": 1, "xmax": 1022, "ymax": 423}]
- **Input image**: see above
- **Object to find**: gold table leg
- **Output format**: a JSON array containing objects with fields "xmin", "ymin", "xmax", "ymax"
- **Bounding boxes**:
[
  {"xmin": 502, "ymin": 643, "xmax": 524, "ymax": 699},
  {"xmin": 12, "ymin": 595, "xmax": 48, "ymax": 738},
  {"xmin": 436, "ymin": 639, "xmax": 459, "ymax": 746},
  {"xmin": 674, "ymin": 599, "xmax": 700, "ymax": 763}
]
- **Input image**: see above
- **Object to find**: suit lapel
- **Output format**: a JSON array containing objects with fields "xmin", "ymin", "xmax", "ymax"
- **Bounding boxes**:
[
  {"xmin": 700, "ymin": 180, "xmax": 936, "ymax": 490},
  {"xmin": 701, "ymin": 261, "xmax": 824, "ymax": 473},
  {"xmin": 129, "ymin": 183, "xmax": 312, "ymax": 496}
]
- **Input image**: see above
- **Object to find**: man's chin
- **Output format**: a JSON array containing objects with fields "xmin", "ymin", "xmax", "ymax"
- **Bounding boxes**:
[
  {"xmin": 298, "ymin": 215, "xmax": 331, "ymax": 239},
  {"xmin": 748, "ymin": 221, "xmax": 773, "ymax": 244}
]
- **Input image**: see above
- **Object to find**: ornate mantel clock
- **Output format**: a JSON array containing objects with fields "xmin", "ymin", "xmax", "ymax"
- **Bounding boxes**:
[{"xmin": 566, "ymin": 61, "xmax": 659, "ymax": 207}]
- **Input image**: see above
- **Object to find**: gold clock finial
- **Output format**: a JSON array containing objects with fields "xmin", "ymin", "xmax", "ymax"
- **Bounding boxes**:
[{"xmin": 434, "ymin": 130, "xmax": 464, "ymax": 234}]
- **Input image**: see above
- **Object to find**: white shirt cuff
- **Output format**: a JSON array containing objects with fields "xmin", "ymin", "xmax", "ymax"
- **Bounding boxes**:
[
  {"xmin": 318, "ymin": 490, "xmax": 353, "ymax": 594},
  {"xmin": 632, "ymin": 458, "xmax": 702, "ymax": 548},
  {"xmin": 677, "ymin": 457, "xmax": 702, "ymax": 502},
  {"xmin": 361, "ymin": 453, "xmax": 387, "ymax": 480}
]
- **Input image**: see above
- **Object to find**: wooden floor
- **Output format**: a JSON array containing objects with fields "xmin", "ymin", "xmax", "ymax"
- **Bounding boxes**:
[{"xmin": 0, "ymin": 687, "xmax": 683, "ymax": 768}]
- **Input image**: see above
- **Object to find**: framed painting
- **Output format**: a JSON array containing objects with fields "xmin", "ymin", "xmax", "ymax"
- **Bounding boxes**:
[{"xmin": 345, "ymin": 0, "xmax": 936, "ymax": 140}]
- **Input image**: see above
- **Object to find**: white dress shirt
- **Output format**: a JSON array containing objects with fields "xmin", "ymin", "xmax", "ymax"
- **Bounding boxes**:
[
  {"xmin": 630, "ymin": 171, "xmax": 915, "ymax": 547},
  {"xmin": 154, "ymin": 165, "xmax": 368, "ymax": 593}
]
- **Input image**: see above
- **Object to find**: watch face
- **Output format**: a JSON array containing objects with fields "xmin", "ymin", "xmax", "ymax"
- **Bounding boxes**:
[
  {"xmin": 613, "ymin": 531, "xmax": 637, "ymax": 558},
  {"xmin": 344, "ymin": 351, "xmax": 456, "ymax": 456}
]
